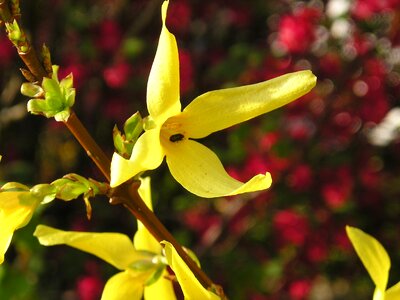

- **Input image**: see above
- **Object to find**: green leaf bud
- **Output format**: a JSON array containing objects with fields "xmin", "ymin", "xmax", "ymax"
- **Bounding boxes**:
[
  {"xmin": 41, "ymin": 44, "xmax": 53, "ymax": 75},
  {"xmin": 113, "ymin": 126, "xmax": 126, "ymax": 158},
  {"xmin": 26, "ymin": 65, "xmax": 75, "ymax": 122},
  {"xmin": 124, "ymin": 111, "xmax": 143, "ymax": 141},
  {"xmin": 51, "ymin": 178, "xmax": 88, "ymax": 201},
  {"xmin": 21, "ymin": 82, "xmax": 44, "ymax": 98},
  {"xmin": 1, "ymin": 182, "xmax": 30, "ymax": 191},
  {"xmin": 30, "ymin": 184, "xmax": 57, "ymax": 204}
]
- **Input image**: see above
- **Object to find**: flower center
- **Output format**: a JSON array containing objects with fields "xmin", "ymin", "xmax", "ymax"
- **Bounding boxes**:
[{"xmin": 161, "ymin": 118, "xmax": 186, "ymax": 143}]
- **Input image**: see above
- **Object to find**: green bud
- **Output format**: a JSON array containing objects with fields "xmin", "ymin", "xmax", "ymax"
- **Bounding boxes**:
[
  {"xmin": 30, "ymin": 184, "xmax": 57, "ymax": 204},
  {"xmin": 54, "ymin": 110, "xmax": 71, "ymax": 122},
  {"xmin": 41, "ymin": 44, "xmax": 53, "ymax": 75},
  {"xmin": 124, "ymin": 111, "xmax": 143, "ymax": 141},
  {"xmin": 113, "ymin": 112, "xmax": 144, "ymax": 158},
  {"xmin": 5, "ymin": 20, "xmax": 27, "ymax": 52},
  {"xmin": 21, "ymin": 82, "xmax": 44, "ymax": 98},
  {"xmin": 143, "ymin": 116, "xmax": 156, "ymax": 130},
  {"xmin": 5, "ymin": 20, "xmax": 22, "ymax": 41},
  {"xmin": 51, "ymin": 174, "xmax": 108, "ymax": 205},
  {"xmin": 20, "ymin": 68, "xmax": 36, "ymax": 82},
  {"xmin": 52, "ymin": 178, "xmax": 87, "ymax": 201},
  {"xmin": 19, "ymin": 45, "xmax": 28, "ymax": 53},
  {"xmin": 1, "ymin": 182, "xmax": 30, "ymax": 192},
  {"xmin": 27, "ymin": 65, "xmax": 75, "ymax": 122},
  {"xmin": 113, "ymin": 126, "xmax": 127, "ymax": 158},
  {"xmin": 60, "ymin": 74, "xmax": 73, "ymax": 90}
]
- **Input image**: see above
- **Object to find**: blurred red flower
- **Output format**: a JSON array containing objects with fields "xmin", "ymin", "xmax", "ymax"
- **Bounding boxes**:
[
  {"xmin": 288, "ymin": 279, "xmax": 312, "ymax": 300},
  {"xmin": 179, "ymin": 49, "xmax": 194, "ymax": 94},
  {"xmin": 273, "ymin": 209, "xmax": 309, "ymax": 246},
  {"xmin": 277, "ymin": 7, "xmax": 321, "ymax": 54},
  {"xmin": 351, "ymin": 0, "xmax": 400, "ymax": 20},
  {"xmin": 321, "ymin": 167, "xmax": 353, "ymax": 209},
  {"xmin": 166, "ymin": 0, "xmax": 192, "ymax": 33},
  {"xmin": 76, "ymin": 275, "xmax": 104, "ymax": 300},
  {"xmin": 95, "ymin": 20, "xmax": 123, "ymax": 54},
  {"xmin": 287, "ymin": 164, "xmax": 313, "ymax": 192},
  {"xmin": 0, "ymin": 34, "xmax": 14, "ymax": 66},
  {"xmin": 103, "ymin": 60, "xmax": 132, "ymax": 89}
]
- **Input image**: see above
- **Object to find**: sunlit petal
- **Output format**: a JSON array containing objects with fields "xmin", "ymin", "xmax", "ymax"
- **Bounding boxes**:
[
  {"xmin": 162, "ymin": 241, "xmax": 220, "ymax": 299},
  {"xmin": 346, "ymin": 226, "xmax": 390, "ymax": 292},
  {"xmin": 110, "ymin": 129, "xmax": 165, "ymax": 187},
  {"xmin": 34, "ymin": 225, "xmax": 145, "ymax": 270},
  {"xmin": 101, "ymin": 271, "xmax": 143, "ymax": 300},
  {"xmin": 176, "ymin": 70, "xmax": 316, "ymax": 138},
  {"xmin": 144, "ymin": 270, "xmax": 176, "ymax": 300},
  {"xmin": 373, "ymin": 288, "xmax": 384, "ymax": 300},
  {"xmin": 134, "ymin": 177, "xmax": 161, "ymax": 253},
  {"xmin": 147, "ymin": 0, "xmax": 181, "ymax": 125},
  {"xmin": 164, "ymin": 139, "xmax": 271, "ymax": 198},
  {"xmin": 0, "ymin": 191, "xmax": 39, "ymax": 264},
  {"xmin": 385, "ymin": 281, "xmax": 400, "ymax": 300},
  {"xmin": 0, "ymin": 230, "xmax": 12, "ymax": 264}
]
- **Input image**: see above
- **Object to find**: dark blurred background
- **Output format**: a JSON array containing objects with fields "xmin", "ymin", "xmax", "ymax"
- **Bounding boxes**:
[{"xmin": 1, "ymin": 0, "xmax": 400, "ymax": 299}]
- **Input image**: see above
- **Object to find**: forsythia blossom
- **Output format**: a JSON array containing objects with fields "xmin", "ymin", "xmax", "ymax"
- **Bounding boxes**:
[
  {"xmin": 0, "ymin": 189, "xmax": 41, "ymax": 263},
  {"xmin": 110, "ymin": 0, "xmax": 317, "ymax": 198},
  {"xmin": 34, "ymin": 178, "xmax": 220, "ymax": 299},
  {"xmin": 346, "ymin": 226, "xmax": 400, "ymax": 300}
]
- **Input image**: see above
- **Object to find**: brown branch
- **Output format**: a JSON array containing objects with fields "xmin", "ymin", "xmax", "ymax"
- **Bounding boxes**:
[
  {"xmin": 110, "ymin": 181, "xmax": 217, "ymax": 292},
  {"xmin": 64, "ymin": 112, "xmax": 111, "ymax": 182},
  {"xmin": 18, "ymin": 47, "xmax": 48, "ymax": 82},
  {"xmin": 1, "ymin": 1, "xmax": 47, "ymax": 82},
  {"xmin": 0, "ymin": 1, "xmax": 225, "ymax": 297}
]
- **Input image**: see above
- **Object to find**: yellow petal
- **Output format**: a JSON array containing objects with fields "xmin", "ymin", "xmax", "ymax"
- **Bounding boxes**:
[
  {"xmin": 346, "ymin": 226, "xmax": 390, "ymax": 292},
  {"xmin": 34, "ymin": 225, "xmax": 145, "ymax": 270},
  {"xmin": 373, "ymin": 288, "xmax": 385, "ymax": 300},
  {"xmin": 101, "ymin": 271, "xmax": 143, "ymax": 300},
  {"xmin": 134, "ymin": 177, "xmax": 161, "ymax": 253},
  {"xmin": 0, "ymin": 191, "xmax": 39, "ymax": 264},
  {"xmin": 147, "ymin": 0, "xmax": 181, "ymax": 125},
  {"xmin": 162, "ymin": 241, "xmax": 220, "ymax": 300},
  {"xmin": 0, "ymin": 229, "xmax": 12, "ymax": 264},
  {"xmin": 163, "ymin": 139, "xmax": 272, "ymax": 198},
  {"xmin": 177, "ymin": 70, "xmax": 316, "ymax": 139},
  {"xmin": 110, "ymin": 129, "xmax": 165, "ymax": 187},
  {"xmin": 386, "ymin": 281, "xmax": 400, "ymax": 300},
  {"xmin": 144, "ymin": 270, "xmax": 176, "ymax": 300}
]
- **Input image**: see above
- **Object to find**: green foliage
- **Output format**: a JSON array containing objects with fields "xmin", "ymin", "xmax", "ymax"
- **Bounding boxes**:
[
  {"xmin": 113, "ymin": 112, "xmax": 143, "ymax": 159},
  {"xmin": 5, "ymin": 20, "xmax": 27, "ymax": 53},
  {"xmin": 26, "ymin": 65, "xmax": 75, "ymax": 122}
]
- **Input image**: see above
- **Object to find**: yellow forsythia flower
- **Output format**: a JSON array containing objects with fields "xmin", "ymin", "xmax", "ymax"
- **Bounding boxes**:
[
  {"xmin": 110, "ymin": 0, "xmax": 317, "ymax": 198},
  {"xmin": 34, "ymin": 177, "xmax": 220, "ymax": 299},
  {"xmin": 162, "ymin": 241, "xmax": 220, "ymax": 300},
  {"xmin": 0, "ymin": 191, "xmax": 41, "ymax": 264},
  {"xmin": 346, "ymin": 226, "xmax": 400, "ymax": 300}
]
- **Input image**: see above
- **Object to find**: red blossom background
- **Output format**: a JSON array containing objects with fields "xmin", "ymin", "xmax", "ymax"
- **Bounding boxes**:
[{"xmin": 1, "ymin": 0, "xmax": 400, "ymax": 299}]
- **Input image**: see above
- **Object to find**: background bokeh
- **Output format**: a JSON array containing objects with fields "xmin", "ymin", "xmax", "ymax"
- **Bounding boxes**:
[{"xmin": 1, "ymin": 0, "xmax": 400, "ymax": 299}]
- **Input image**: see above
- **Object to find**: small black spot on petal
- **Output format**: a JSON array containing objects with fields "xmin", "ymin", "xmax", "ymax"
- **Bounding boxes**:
[{"xmin": 169, "ymin": 133, "xmax": 184, "ymax": 142}]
